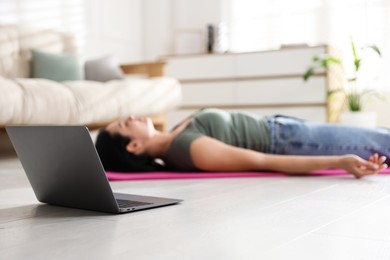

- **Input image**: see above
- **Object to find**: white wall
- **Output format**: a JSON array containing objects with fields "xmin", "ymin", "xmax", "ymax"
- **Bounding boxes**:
[
  {"xmin": 0, "ymin": 0, "xmax": 223, "ymax": 62},
  {"xmin": 84, "ymin": 0, "xmax": 144, "ymax": 62},
  {"xmin": 142, "ymin": 0, "xmax": 174, "ymax": 61},
  {"xmin": 142, "ymin": 0, "xmax": 225, "ymax": 60},
  {"xmin": 86, "ymin": 0, "xmax": 226, "ymax": 61}
]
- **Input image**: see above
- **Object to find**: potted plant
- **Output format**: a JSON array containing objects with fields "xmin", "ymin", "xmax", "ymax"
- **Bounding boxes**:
[{"xmin": 304, "ymin": 38, "xmax": 382, "ymax": 127}]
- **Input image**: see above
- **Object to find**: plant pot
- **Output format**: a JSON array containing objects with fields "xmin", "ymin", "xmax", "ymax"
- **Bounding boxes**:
[{"xmin": 339, "ymin": 111, "xmax": 377, "ymax": 128}]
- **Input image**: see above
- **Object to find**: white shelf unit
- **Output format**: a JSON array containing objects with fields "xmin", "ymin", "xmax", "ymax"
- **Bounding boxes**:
[{"xmin": 164, "ymin": 46, "xmax": 328, "ymax": 130}]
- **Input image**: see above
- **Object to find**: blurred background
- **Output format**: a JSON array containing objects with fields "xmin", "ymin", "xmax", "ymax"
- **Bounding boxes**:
[
  {"xmin": 1, "ymin": 0, "xmax": 390, "ymax": 129},
  {"xmin": 0, "ymin": 1, "xmax": 387, "ymax": 64}
]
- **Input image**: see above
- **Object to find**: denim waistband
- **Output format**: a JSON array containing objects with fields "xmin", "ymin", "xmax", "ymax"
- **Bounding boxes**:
[{"xmin": 265, "ymin": 115, "xmax": 306, "ymax": 154}]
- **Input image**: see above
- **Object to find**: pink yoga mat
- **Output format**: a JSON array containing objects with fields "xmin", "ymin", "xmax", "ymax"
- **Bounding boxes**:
[{"xmin": 106, "ymin": 168, "xmax": 390, "ymax": 181}]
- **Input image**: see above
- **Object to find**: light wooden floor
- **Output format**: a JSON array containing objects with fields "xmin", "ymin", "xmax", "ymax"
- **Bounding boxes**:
[{"xmin": 2, "ymin": 145, "xmax": 390, "ymax": 259}]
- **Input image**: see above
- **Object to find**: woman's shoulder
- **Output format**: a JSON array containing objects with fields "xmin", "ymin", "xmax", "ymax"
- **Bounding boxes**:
[
  {"xmin": 169, "ymin": 108, "xmax": 217, "ymax": 132},
  {"xmin": 163, "ymin": 129, "xmax": 204, "ymax": 171}
]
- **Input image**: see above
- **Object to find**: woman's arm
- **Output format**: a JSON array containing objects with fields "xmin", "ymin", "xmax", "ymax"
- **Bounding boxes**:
[{"xmin": 190, "ymin": 136, "xmax": 387, "ymax": 178}]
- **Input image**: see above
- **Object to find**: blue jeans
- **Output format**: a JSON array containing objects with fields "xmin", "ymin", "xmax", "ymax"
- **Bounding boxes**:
[{"xmin": 266, "ymin": 115, "xmax": 390, "ymax": 164}]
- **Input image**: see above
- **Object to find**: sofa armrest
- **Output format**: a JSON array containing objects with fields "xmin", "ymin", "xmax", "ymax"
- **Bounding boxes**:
[{"xmin": 120, "ymin": 61, "xmax": 166, "ymax": 77}]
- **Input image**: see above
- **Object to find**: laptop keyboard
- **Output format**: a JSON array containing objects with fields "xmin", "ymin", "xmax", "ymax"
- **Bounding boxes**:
[{"xmin": 116, "ymin": 199, "xmax": 153, "ymax": 208}]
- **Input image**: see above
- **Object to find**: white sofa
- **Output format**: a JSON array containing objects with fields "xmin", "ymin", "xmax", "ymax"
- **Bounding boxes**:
[{"xmin": 0, "ymin": 25, "xmax": 181, "ymax": 130}]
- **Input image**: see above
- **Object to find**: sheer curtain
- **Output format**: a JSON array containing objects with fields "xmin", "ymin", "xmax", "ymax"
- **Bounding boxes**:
[{"xmin": 227, "ymin": 0, "xmax": 390, "ymax": 88}]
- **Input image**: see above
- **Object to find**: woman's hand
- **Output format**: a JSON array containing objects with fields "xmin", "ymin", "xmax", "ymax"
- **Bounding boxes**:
[
  {"xmin": 340, "ymin": 154, "xmax": 387, "ymax": 179},
  {"xmin": 369, "ymin": 153, "xmax": 387, "ymax": 167}
]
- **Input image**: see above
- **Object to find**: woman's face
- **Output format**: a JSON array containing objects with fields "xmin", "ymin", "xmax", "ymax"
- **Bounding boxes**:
[{"xmin": 106, "ymin": 116, "xmax": 156, "ymax": 141}]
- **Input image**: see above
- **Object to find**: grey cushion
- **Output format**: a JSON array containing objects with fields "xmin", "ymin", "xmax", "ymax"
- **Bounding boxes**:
[
  {"xmin": 31, "ymin": 49, "xmax": 84, "ymax": 82},
  {"xmin": 84, "ymin": 55, "xmax": 125, "ymax": 82}
]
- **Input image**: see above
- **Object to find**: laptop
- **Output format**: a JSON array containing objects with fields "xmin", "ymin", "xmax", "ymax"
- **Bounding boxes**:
[{"xmin": 6, "ymin": 125, "xmax": 182, "ymax": 214}]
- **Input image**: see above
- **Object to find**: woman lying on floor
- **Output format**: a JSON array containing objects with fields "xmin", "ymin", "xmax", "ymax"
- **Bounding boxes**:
[{"xmin": 95, "ymin": 108, "xmax": 388, "ymax": 179}]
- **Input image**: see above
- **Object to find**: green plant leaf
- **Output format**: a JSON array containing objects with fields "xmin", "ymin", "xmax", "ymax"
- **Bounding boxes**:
[
  {"xmin": 303, "ymin": 67, "xmax": 315, "ymax": 81},
  {"xmin": 351, "ymin": 37, "xmax": 361, "ymax": 72},
  {"xmin": 347, "ymin": 93, "xmax": 362, "ymax": 111},
  {"xmin": 304, "ymin": 37, "xmax": 382, "ymax": 113},
  {"xmin": 320, "ymin": 55, "xmax": 341, "ymax": 67},
  {"xmin": 327, "ymin": 56, "xmax": 341, "ymax": 64},
  {"xmin": 366, "ymin": 45, "xmax": 382, "ymax": 57},
  {"xmin": 354, "ymin": 59, "xmax": 361, "ymax": 72},
  {"xmin": 327, "ymin": 89, "xmax": 343, "ymax": 96},
  {"xmin": 304, "ymin": 54, "xmax": 342, "ymax": 81}
]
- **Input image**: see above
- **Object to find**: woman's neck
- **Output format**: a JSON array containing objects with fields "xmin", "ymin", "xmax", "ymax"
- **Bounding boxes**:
[
  {"xmin": 146, "ymin": 116, "xmax": 193, "ymax": 158},
  {"xmin": 145, "ymin": 132, "xmax": 173, "ymax": 158}
]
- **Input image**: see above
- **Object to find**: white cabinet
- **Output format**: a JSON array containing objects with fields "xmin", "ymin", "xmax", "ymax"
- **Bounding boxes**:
[
  {"xmin": 165, "ymin": 55, "xmax": 234, "ymax": 80},
  {"xmin": 235, "ymin": 48, "xmax": 325, "ymax": 77},
  {"xmin": 164, "ymin": 46, "xmax": 329, "ymax": 129}
]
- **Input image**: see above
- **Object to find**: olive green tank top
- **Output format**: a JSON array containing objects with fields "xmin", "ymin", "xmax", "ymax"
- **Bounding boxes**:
[{"xmin": 162, "ymin": 108, "xmax": 271, "ymax": 171}]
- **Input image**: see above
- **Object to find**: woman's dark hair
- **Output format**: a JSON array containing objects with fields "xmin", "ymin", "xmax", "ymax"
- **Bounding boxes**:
[{"xmin": 95, "ymin": 129, "xmax": 165, "ymax": 172}]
